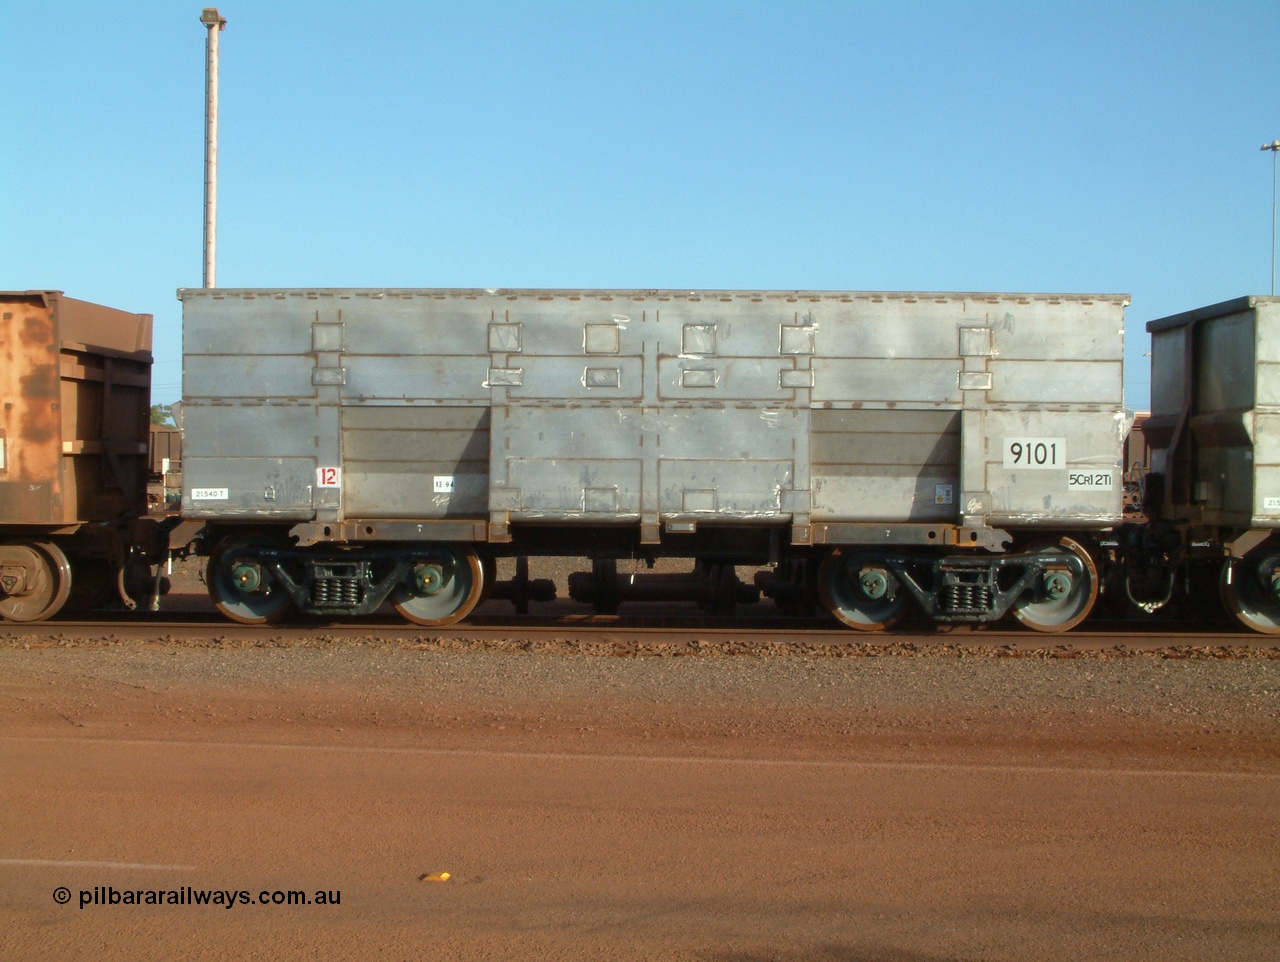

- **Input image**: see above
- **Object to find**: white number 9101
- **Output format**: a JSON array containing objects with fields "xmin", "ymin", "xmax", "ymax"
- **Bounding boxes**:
[{"xmin": 1003, "ymin": 437, "xmax": 1065, "ymax": 470}]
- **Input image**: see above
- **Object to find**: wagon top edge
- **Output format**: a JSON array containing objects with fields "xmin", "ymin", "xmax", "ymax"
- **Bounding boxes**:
[
  {"xmin": 176, "ymin": 287, "xmax": 1131, "ymax": 306},
  {"xmin": 1, "ymin": 290, "xmax": 154, "ymax": 355},
  {"xmin": 1, "ymin": 290, "xmax": 154, "ymax": 319},
  {"xmin": 0, "ymin": 289, "xmax": 64, "ymax": 300},
  {"xmin": 1145, "ymin": 295, "xmax": 1280, "ymax": 333}
]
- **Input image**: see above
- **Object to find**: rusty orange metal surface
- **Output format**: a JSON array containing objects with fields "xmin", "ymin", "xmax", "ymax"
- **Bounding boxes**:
[
  {"xmin": 0, "ymin": 293, "xmax": 61, "ymax": 521},
  {"xmin": 0, "ymin": 291, "xmax": 153, "ymax": 527}
]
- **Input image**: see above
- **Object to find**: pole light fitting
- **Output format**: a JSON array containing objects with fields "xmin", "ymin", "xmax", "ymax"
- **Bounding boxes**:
[
  {"xmin": 201, "ymin": 7, "xmax": 226, "ymax": 289},
  {"xmin": 1265, "ymin": 141, "xmax": 1280, "ymax": 296}
]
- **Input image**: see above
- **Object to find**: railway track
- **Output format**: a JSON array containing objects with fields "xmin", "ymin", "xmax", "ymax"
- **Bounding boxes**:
[{"xmin": 4, "ymin": 601, "xmax": 1278, "ymax": 655}]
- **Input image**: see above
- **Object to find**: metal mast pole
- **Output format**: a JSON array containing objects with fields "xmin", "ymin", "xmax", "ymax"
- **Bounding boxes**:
[
  {"xmin": 201, "ymin": 8, "xmax": 227, "ymax": 289},
  {"xmin": 1264, "ymin": 140, "xmax": 1280, "ymax": 297}
]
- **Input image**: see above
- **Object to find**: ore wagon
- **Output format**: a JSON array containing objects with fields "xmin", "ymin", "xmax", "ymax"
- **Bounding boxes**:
[
  {"xmin": 1139, "ymin": 295, "xmax": 1280, "ymax": 633},
  {"xmin": 0, "ymin": 291, "xmax": 160, "ymax": 621},
  {"xmin": 180, "ymin": 289, "xmax": 1127, "ymax": 631}
]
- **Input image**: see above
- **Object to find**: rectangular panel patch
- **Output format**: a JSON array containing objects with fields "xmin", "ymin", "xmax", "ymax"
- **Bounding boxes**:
[
  {"xmin": 682, "ymin": 489, "xmax": 717, "ymax": 512},
  {"xmin": 780, "ymin": 326, "xmax": 815, "ymax": 355},
  {"xmin": 583, "ymin": 487, "xmax": 618, "ymax": 512},
  {"xmin": 1265, "ymin": 497, "xmax": 1280, "ymax": 511},
  {"xmin": 959, "ymin": 327, "xmax": 993, "ymax": 356},
  {"xmin": 312, "ymin": 367, "xmax": 346, "ymax": 386},
  {"xmin": 959, "ymin": 371, "xmax": 992, "ymax": 391},
  {"xmin": 487, "ymin": 368, "xmax": 524, "ymax": 386},
  {"xmin": 489, "ymin": 323, "xmax": 522, "ymax": 353},
  {"xmin": 312, "ymin": 323, "xmax": 344, "ymax": 352},
  {"xmin": 681, "ymin": 369, "xmax": 718, "ymax": 388},
  {"xmin": 584, "ymin": 324, "xmax": 620, "ymax": 355},
  {"xmin": 682, "ymin": 324, "xmax": 716, "ymax": 355},
  {"xmin": 584, "ymin": 367, "xmax": 621, "ymax": 388}
]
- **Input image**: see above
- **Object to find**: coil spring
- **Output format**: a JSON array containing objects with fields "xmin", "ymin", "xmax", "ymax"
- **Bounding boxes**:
[
  {"xmin": 313, "ymin": 578, "xmax": 363, "ymax": 608},
  {"xmin": 942, "ymin": 583, "xmax": 992, "ymax": 614}
]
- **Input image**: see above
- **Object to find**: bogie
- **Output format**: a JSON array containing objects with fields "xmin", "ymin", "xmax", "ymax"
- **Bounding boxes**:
[
  {"xmin": 204, "ymin": 532, "xmax": 487, "ymax": 627},
  {"xmin": 816, "ymin": 538, "xmax": 1100, "ymax": 633}
]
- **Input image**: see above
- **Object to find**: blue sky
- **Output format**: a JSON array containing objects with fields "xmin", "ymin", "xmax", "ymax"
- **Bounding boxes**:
[{"xmin": 3, "ymin": 1, "xmax": 1278, "ymax": 408}]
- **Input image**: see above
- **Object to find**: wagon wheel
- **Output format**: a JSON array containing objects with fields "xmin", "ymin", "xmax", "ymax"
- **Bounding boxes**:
[
  {"xmin": 392, "ymin": 545, "xmax": 484, "ymax": 627},
  {"xmin": 1010, "ymin": 536, "xmax": 1098, "ymax": 633},
  {"xmin": 1220, "ymin": 546, "xmax": 1280, "ymax": 635},
  {"xmin": 206, "ymin": 535, "xmax": 294, "ymax": 625},
  {"xmin": 0, "ymin": 541, "xmax": 73, "ymax": 623},
  {"xmin": 818, "ymin": 548, "xmax": 906, "ymax": 631}
]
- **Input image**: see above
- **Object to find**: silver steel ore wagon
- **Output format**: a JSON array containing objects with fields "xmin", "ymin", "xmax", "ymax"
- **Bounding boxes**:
[{"xmin": 179, "ymin": 289, "xmax": 1128, "ymax": 631}]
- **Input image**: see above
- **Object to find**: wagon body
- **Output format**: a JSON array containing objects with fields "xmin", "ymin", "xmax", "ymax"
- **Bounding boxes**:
[
  {"xmin": 0, "ymin": 291, "xmax": 154, "ymax": 622},
  {"xmin": 0, "ymin": 291, "xmax": 152, "ymax": 529},
  {"xmin": 180, "ymin": 288, "xmax": 1127, "ymax": 541},
  {"xmin": 1145, "ymin": 295, "xmax": 1280, "ymax": 530}
]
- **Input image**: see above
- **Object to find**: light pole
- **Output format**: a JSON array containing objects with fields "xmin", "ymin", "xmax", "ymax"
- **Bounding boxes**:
[
  {"xmin": 201, "ymin": 8, "xmax": 227, "ymax": 289},
  {"xmin": 1264, "ymin": 140, "xmax": 1280, "ymax": 296}
]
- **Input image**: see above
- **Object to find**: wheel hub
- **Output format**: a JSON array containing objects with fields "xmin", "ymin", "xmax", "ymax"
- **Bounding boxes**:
[
  {"xmin": 0, "ymin": 567, "xmax": 28, "ymax": 596},
  {"xmin": 858, "ymin": 568, "xmax": 889, "ymax": 600},
  {"xmin": 231, "ymin": 561, "xmax": 263, "ymax": 593},
  {"xmin": 1043, "ymin": 571, "xmax": 1073, "ymax": 601},
  {"xmin": 413, "ymin": 563, "xmax": 445, "ymax": 595}
]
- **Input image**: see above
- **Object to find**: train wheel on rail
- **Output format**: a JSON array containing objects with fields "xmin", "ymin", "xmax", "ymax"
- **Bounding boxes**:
[
  {"xmin": 391, "ymin": 545, "xmax": 484, "ymax": 626},
  {"xmin": 206, "ymin": 535, "xmax": 294, "ymax": 625},
  {"xmin": 0, "ymin": 541, "xmax": 73, "ymax": 623},
  {"xmin": 1010, "ymin": 537, "xmax": 1099, "ymax": 633},
  {"xmin": 1220, "ymin": 545, "xmax": 1280, "ymax": 635},
  {"xmin": 818, "ymin": 548, "xmax": 906, "ymax": 631}
]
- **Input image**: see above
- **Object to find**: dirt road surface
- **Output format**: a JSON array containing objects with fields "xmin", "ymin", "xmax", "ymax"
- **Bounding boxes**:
[{"xmin": 2, "ymin": 630, "xmax": 1278, "ymax": 961}]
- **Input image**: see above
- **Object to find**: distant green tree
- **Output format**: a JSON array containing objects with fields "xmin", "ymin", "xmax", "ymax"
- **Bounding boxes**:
[{"xmin": 150, "ymin": 403, "xmax": 175, "ymax": 427}]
